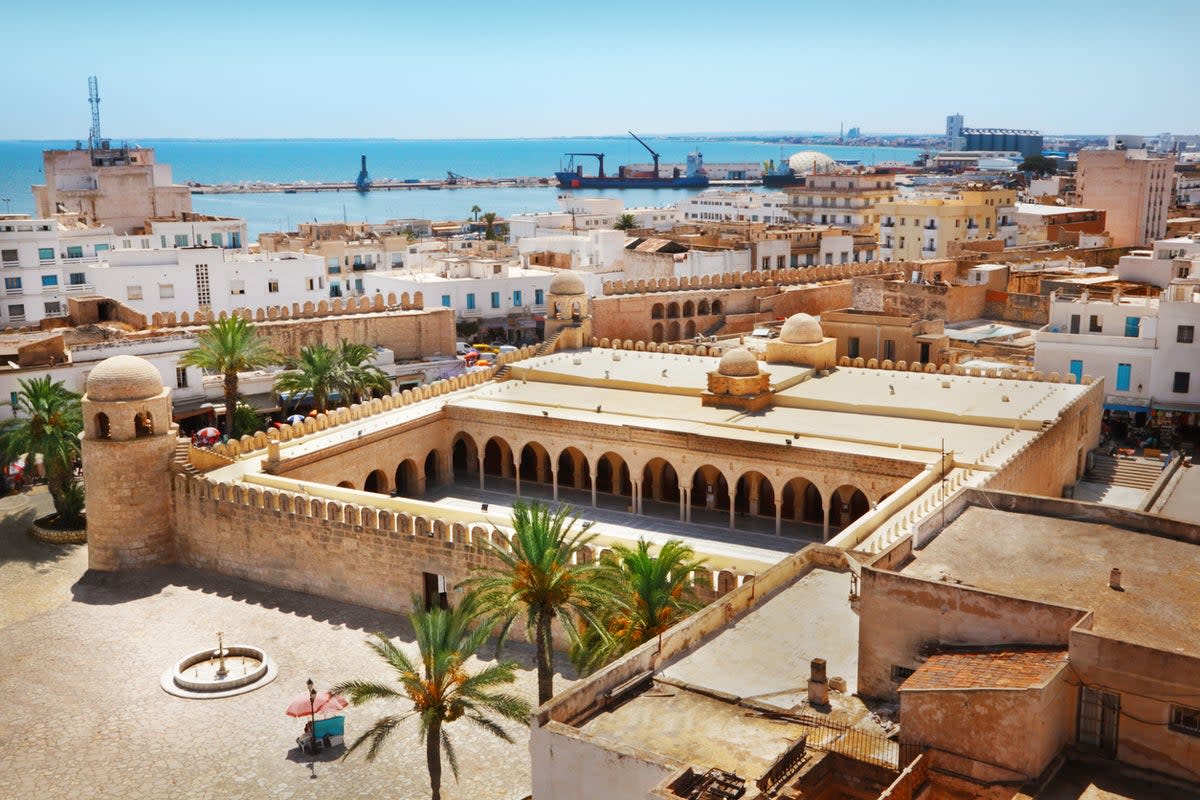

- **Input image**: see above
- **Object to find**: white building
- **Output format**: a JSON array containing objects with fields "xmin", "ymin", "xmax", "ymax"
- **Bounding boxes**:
[
  {"xmin": 0, "ymin": 214, "xmax": 117, "ymax": 326},
  {"xmin": 1035, "ymin": 281, "xmax": 1200, "ymax": 417},
  {"xmin": 144, "ymin": 215, "xmax": 247, "ymax": 251},
  {"xmin": 676, "ymin": 190, "xmax": 793, "ymax": 225},
  {"xmin": 361, "ymin": 258, "xmax": 556, "ymax": 341},
  {"xmin": 507, "ymin": 196, "xmax": 679, "ymax": 240},
  {"xmin": 1117, "ymin": 234, "xmax": 1200, "ymax": 288},
  {"xmin": 85, "ymin": 247, "xmax": 327, "ymax": 318},
  {"xmin": 516, "ymin": 229, "xmax": 628, "ymax": 274}
]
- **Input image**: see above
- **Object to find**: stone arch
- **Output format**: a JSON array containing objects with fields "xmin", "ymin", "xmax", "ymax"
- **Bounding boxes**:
[
  {"xmin": 652, "ymin": 322, "xmax": 665, "ymax": 343},
  {"xmin": 684, "ymin": 319, "xmax": 697, "ymax": 339},
  {"xmin": 95, "ymin": 412, "xmax": 111, "ymax": 440},
  {"xmin": 667, "ymin": 320, "xmax": 680, "ymax": 341},
  {"xmin": 667, "ymin": 301, "xmax": 680, "ymax": 319},
  {"xmin": 423, "ymin": 448, "xmax": 441, "ymax": 490},
  {"xmin": 394, "ymin": 459, "xmax": 420, "ymax": 497},
  {"xmin": 483, "ymin": 436, "xmax": 515, "ymax": 480},
  {"xmin": 556, "ymin": 446, "xmax": 592, "ymax": 492},
  {"xmin": 337, "ymin": 480, "xmax": 355, "ymax": 489},
  {"xmin": 134, "ymin": 410, "xmax": 154, "ymax": 438},
  {"xmin": 651, "ymin": 302, "xmax": 664, "ymax": 319},
  {"xmin": 690, "ymin": 465, "xmax": 730, "ymax": 513},
  {"xmin": 642, "ymin": 457, "xmax": 680, "ymax": 506},
  {"xmin": 734, "ymin": 470, "xmax": 776, "ymax": 519},
  {"xmin": 363, "ymin": 469, "xmax": 388, "ymax": 494},
  {"xmin": 594, "ymin": 451, "xmax": 632, "ymax": 497},
  {"xmin": 683, "ymin": 300, "xmax": 695, "ymax": 317},
  {"xmin": 780, "ymin": 476, "xmax": 824, "ymax": 524},
  {"xmin": 711, "ymin": 299, "xmax": 724, "ymax": 315},
  {"xmin": 452, "ymin": 432, "xmax": 478, "ymax": 479},
  {"xmin": 518, "ymin": 441, "xmax": 552, "ymax": 485},
  {"xmin": 831, "ymin": 484, "xmax": 870, "ymax": 528},
  {"xmin": 698, "ymin": 299, "xmax": 711, "ymax": 315}
]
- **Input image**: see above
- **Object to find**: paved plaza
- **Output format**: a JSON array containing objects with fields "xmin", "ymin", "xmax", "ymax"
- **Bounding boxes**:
[{"xmin": 0, "ymin": 489, "xmax": 550, "ymax": 800}]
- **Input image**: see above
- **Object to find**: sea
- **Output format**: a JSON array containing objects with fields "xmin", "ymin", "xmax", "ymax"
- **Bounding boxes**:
[{"xmin": 0, "ymin": 137, "xmax": 923, "ymax": 238}]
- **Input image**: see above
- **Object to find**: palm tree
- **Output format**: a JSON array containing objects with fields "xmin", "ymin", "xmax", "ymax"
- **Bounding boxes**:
[
  {"xmin": 334, "ymin": 340, "xmax": 392, "ymax": 403},
  {"xmin": 463, "ymin": 501, "xmax": 616, "ymax": 705},
  {"xmin": 274, "ymin": 343, "xmax": 339, "ymax": 413},
  {"xmin": 332, "ymin": 595, "xmax": 531, "ymax": 800},
  {"xmin": 481, "ymin": 211, "xmax": 498, "ymax": 241},
  {"xmin": 180, "ymin": 317, "xmax": 277, "ymax": 436},
  {"xmin": 0, "ymin": 376, "xmax": 83, "ymax": 524},
  {"xmin": 470, "ymin": 205, "xmax": 481, "ymax": 222},
  {"xmin": 570, "ymin": 539, "xmax": 704, "ymax": 676},
  {"xmin": 613, "ymin": 213, "xmax": 637, "ymax": 231}
]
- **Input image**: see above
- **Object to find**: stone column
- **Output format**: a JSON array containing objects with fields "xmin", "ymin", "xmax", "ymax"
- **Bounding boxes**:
[
  {"xmin": 822, "ymin": 494, "xmax": 832, "ymax": 542},
  {"xmin": 478, "ymin": 453, "xmax": 486, "ymax": 490},
  {"xmin": 551, "ymin": 467, "xmax": 559, "ymax": 502},
  {"xmin": 513, "ymin": 453, "xmax": 522, "ymax": 497},
  {"xmin": 775, "ymin": 502, "xmax": 783, "ymax": 536},
  {"xmin": 728, "ymin": 488, "xmax": 736, "ymax": 530}
]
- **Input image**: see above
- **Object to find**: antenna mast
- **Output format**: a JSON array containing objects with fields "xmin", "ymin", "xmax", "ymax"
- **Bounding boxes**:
[{"xmin": 88, "ymin": 76, "xmax": 102, "ymax": 148}]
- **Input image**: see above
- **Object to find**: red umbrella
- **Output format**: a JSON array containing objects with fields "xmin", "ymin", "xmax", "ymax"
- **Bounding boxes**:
[{"xmin": 286, "ymin": 689, "xmax": 348, "ymax": 718}]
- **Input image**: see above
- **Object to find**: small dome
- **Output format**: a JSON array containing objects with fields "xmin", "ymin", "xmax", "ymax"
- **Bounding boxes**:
[
  {"xmin": 780, "ymin": 313, "xmax": 824, "ymax": 344},
  {"xmin": 86, "ymin": 355, "xmax": 164, "ymax": 402},
  {"xmin": 717, "ymin": 348, "xmax": 760, "ymax": 377},
  {"xmin": 787, "ymin": 151, "xmax": 837, "ymax": 175},
  {"xmin": 548, "ymin": 271, "xmax": 586, "ymax": 296}
]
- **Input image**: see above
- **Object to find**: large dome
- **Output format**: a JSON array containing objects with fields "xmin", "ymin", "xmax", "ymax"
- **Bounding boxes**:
[
  {"xmin": 787, "ymin": 151, "xmax": 837, "ymax": 175},
  {"xmin": 780, "ymin": 313, "xmax": 824, "ymax": 344},
  {"xmin": 86, "ymin": 355, "xmax": 164, "ymax": 402},
  {"xmin": 548, "ymin": 271, "xmax": 586, "ymax": 296},
  {"xmin": 717, "ymin": 347, "xmax": 760, "ymax": 377}
]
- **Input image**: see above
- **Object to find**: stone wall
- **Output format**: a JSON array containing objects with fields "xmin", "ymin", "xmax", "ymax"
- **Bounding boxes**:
[
  {"xmin": 852, "ymin": 277, "xmax": 988, "ymax": 323},
  {"xmin": 982, "ymin": 290, "xmax": 1050, "ymax": 325},
  {"xmin": 600, "ymin": 263, "xmax": 896, "ymax": 296}
]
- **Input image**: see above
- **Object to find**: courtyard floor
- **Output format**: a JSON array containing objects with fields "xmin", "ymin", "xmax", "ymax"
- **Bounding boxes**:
[{"xmin": 0, "ymin": 488, "xmax": 548, "ymax": 800}]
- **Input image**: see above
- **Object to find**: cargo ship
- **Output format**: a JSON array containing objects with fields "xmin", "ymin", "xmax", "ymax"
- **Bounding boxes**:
[{"xmin": 555, "ymin": 131, "xmax": 709, "ymax": 189}]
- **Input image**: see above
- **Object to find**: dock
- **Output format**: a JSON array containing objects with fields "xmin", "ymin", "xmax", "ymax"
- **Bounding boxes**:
[{"xmin": 188, "ymin": 177, "xmax": 554, "ymax": 195}]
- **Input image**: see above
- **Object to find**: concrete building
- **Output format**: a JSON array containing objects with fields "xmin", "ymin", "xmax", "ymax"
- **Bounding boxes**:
[
  {"xmin": 783, "ymin": 171, "xmax": 897, "ymax": 234},
  {"xmin": 85, "ymin": 247, "xmax": 328, "ymax": 319},
  {"xmin": 516, "ymin": 229, "xmax": 628, "ymax": 277},
  {"xmin": 676, "ymin": 190, "xmax": 794, "ymax": 225},
  {"xmin": 1117, "ymin": 233, "xmax": 1200, "ymax": 287},
  {"xmin": 507, "ymin": 196, "xmax": 678, "ymax": 239},
  {"xmin": 1077, "ymin": 148, "xmax": 1176, "ymax": 246},
  {"xmin": 1013, "ymin": 203, "xmax": 1107, "ymax": 244},
  {"xmin": 1035, "ymin": 280, "xmax": 1200, "ymax": 418},
  {"xmin": 945, "ymin": 114, "xmax": 1043, "ymax": 158},
  {"xmin": 31, "ymin": 146, "xmax": 192, "ymax": 235},
  {"xmin": 144, "ymin": 213, "xmax": 247, "ymax": 252},
  {"xmin": 819, "ymin": 308, "xmax": 949, "ymax": 365},
  {"xmin": 878, "ymin": 187, "xmax": 1018, "ymax": 261}
]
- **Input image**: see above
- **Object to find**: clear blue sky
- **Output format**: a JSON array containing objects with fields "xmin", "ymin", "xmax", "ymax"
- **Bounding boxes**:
[{"xmin": 2, "ymin": 0, "xmax": 1196, "ymax": 140}]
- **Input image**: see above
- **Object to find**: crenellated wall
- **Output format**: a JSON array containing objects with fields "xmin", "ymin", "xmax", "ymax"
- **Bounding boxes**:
[
  {"xmin": 149, "ymin": 291, "xmax": 424, "ymax": 328},
  {"xmin": 599, "ymin": 262, "xmax": 897, "ymax": 296}
]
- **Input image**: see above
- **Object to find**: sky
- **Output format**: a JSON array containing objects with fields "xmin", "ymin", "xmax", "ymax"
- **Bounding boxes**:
[{"xmin": 1, "ymin": 0, "xmax": 1197, "ymax": 140}]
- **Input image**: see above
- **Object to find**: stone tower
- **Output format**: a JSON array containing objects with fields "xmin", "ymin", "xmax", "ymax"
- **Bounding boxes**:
[
  {"xmin": 81, "ymin": 355, "xmax": 176, "ymax": 570},
  {"xmin": 543, "ymin": 271, "xmax": 592, "ymax": 349}
]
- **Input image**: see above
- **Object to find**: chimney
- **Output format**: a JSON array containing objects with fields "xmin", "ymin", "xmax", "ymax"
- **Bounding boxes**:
[
  {"xmin": 1109, "ymin": 567, "xmax": 1123, "ymax": 591},
  {"xmin": 807, "ymin": 658, "xmax": 829, "ymax": 706}
]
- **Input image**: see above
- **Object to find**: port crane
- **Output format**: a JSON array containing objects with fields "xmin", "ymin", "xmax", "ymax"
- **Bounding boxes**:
[{"xmin": 627, "ymin": 131, "xmax": 660, "ymax": 179}]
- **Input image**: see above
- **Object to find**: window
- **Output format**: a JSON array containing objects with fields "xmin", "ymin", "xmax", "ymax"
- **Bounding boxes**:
[
  {"xmin": 1174, "ymin": 372, "xmax": 1191, "ymax": 394},
  {"xmin": 41, "ymin": 274, "xmax": 58, "ymax": 287},
  {"xmin": 1179, "ymin": 325, "xmax": 1195, "ymax": 344},
  {"xmin": 848, "ymin": 337, "xmax": 860, "ymax": 358},
  {"xmin": 231, "ymin": 232, "xmax": 241, "ymax": 248},
  {"xmin": 1171, "ymin": 705, "xmax": 1200, "ymax": 737},
  {"xmin": 1116, "ymin": 364, "xmax": 1131, "ymax": 392},
  {"xmin": 535, "ymin": 289, "xmax": 545, "ymax": 305},
  {"xmin": 159, "ymin": 283, "xmax": 174, "ymax": 299},
  {"xmin": 37, "ymin": 247, "xmax": 54, "ymax": 262},
  {"xmin": 267, "ymin": 280, "xmax": 279, "ymax": 293},
  {"xmin": 1069, "ymin": 359, "xmax": 1083, "ymax": 383},
  {"xmin": 66, "ymin": 246, "xmax": 83, "ymax": 259},
  {"xmin": 174, "ymin": 234, "xmax": 189, "ymax": 248},
  {"xmin": 1124, "ymin": 316, "xmax": 1140, "ymax": 337},
  {"xmin": 8, "ymin": 304, "xmax": 24, "ymax": 319},
  {"xmin": 127, "ymin": 285, "xmax": 143, "ymax": 301},
  {"xmin": 175, "ymin": 367, "xmax": 188, "ymax": 389},
  {"xmin": 160, "ymin": 235, "xmax": 167, "ymax": 248},
  {"xmin": 69, "ymin": 272, "xmax": 85, "ymax": 286},
  {"xmin": 466, "ymin": 293, "xmax": 476, "ymax": 310},
  {"xmin": 1, "ymin": 249, "xmax": 16, "ymax": 263},
  {"xmin": 211, "ymin": 232, "xmax": 223, "ymax": 248},
  {"xmin": 4, "ymin": 277, "xmax": 21, "ymax": 292},
  {"xmin": 883, "ymin": 339, "xmax": 896, "ymax": 361},
  {"xmin": 441, "ymin": 294, "xmax": 451, "ymax": 308},
  {"xmin": 95, "ymin": 243, "xmax": 109, "ymax": 252},
  {"xmin": 306, "ymin": 277, "xmax": 323, "ymax": 291},
  {"xmin": 229, "ymin": 279, "xmax": 245, "ymax": 296},
  {"xmin": 490, "ymin": 291, "xmax": 500, "ymax": 309},
  {"xmin": 890, "ymin": 665, "xmax": 916, "ymax": 683},
  {"xmin": 1089, "ymin": 315, "xmax": 1103, "ymax": 332},
  {"xmin": 44, "ymin": 301, "xmax": 62, "ymax": 316},
  {"xmin": 513, "ymin": 290, "xmax": 522, "ymax": 307},
  {"xmin": 195, "ymin": 263, "xmax": 211, "ymax": 306}
]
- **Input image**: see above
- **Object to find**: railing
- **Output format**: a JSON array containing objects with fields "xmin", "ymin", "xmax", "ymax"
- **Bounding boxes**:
[
  {"xmin": 63, "ymin": 283, "xmax": 95, "ymax": 293},
  {"xmin": 44, "ymin": 308, "xmax": 69, "ymax": 318},
  {"xmin": 5, "ymin": 287, "xmax": 22, "ymax": 296},
  {"xmin": 61, "ymin": 255, "xmax": 99, "ymax": 265},
  {"xmin": 875, "ymin": 754, "xmax": 929, "ymax": 800},
  {"xmin": 1, "ymin": 260, "xmax": 18, "ymax": 268},
  {"xmin": 38, "ymin": 258, "xmax": 56, "ymax": 266},
  {"xmin": 8, "ymin": 314, "xmax": 25, "ymax": 323},
  {"xmin": 756, "ymin": 734, "xmax": 808, "ymax": 793}
]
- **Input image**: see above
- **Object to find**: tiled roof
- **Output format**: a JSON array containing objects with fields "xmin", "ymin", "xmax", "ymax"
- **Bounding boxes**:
[{"xmin": 901, "ymin": 649, "xmax": 1068, "ymax": 691}]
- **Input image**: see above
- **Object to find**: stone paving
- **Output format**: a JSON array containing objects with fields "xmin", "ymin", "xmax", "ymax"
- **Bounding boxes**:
[{"xmin": 0, "ymin": 488, "xmax": 551, "ymax": 800}]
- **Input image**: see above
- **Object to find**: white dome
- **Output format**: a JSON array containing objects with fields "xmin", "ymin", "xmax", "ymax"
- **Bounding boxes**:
[
  {"xmin": 86, "ymin": 355, "xmax": 164, "ymax": 402},
  {"xmin": 787, "ymin": 151, "xmax": 837, "ymax": 175},
  {"xmin": 780, "ymin": 313, "xmax": 824, "ymax": 344},
  {"xmin": 717, "ymin": 348, "xmax": 760, "ymax": 378},
  {"xmin": 548, "ymin": 271, "xmax": 586, "ymax": 296}
]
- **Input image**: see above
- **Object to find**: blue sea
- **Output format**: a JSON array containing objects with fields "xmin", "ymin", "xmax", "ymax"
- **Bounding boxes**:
[{"xmin": 0, "ymin": 138, "xmax": 923, "ymax": 238}]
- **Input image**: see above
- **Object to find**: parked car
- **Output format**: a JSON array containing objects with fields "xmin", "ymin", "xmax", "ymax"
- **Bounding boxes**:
[
  {"xmin": 497, "ymin": 345, "xmax": 518, "ymax": 354},
  {"xmin": 473, "ymin": 343, "xmax": 497, "ymax": 354},
  {"xmin": 455, "ymin": 341, "xmax": 473, "ymax": 355}
]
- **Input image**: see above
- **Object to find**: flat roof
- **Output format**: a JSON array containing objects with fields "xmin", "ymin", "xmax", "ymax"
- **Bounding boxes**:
[
  {"xmin": 901, "ymin": 648, "xmax": 1067, "ymax": 691},
  {"xmin": 898, "ymin": 506, "xmax": 1200, "ymax": 657},
  {"xmin": 1015, "ymin": 203, "xmax": 1101, "ymax": 216}
]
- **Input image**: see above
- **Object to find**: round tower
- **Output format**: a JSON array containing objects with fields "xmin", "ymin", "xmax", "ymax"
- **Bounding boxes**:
[
  {"xmin": 81, "ymin": 355, "xmax": 176, "ymax": 570},
  {"xmin": 544, "ymin": 271, "xmax": 591, "ymax": 349}
]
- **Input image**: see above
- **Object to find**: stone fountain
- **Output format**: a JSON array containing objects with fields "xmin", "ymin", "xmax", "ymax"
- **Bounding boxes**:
[{"xmin": 161, "ymin": 632, "xmax": 278, "ymax": 699}]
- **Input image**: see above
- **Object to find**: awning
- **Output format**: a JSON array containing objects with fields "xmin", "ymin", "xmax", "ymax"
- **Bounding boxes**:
[
  {"xmin": 1151, "ymin": 401, "xmax": 1200, "ymax": 414},
  {"xmin": 1104, "ymin": 402, "xmax": 1150, "ymax": 414}
]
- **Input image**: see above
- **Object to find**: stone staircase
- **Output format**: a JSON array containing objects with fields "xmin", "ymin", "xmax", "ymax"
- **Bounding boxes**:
[
  {"xmin": 703, "ymin": 319, "xmax": 726, "ymax": 338},
  {"xmin": 493, "ymin": 331, "xmax": 565, "ymax": 382},
  {"xmin": 1086, "ymin": 453, "xmax": 1162, "ymax": 490},
  {"xmin": 171, "ymin": 437, "xmax": 200, "ymax": 476}
]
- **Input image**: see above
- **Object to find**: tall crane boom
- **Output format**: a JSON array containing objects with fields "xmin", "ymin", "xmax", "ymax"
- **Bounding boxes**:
[
  {"xmin": 88, "ymin": 76, "xmax": 102, "ymax": 147},
  {"xmin": 628, "ymin": 131, "xmax": 660, "ymax": 179}
]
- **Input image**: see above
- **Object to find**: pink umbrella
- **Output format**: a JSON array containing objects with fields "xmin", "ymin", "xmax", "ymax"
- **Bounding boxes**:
[{"xmin": 286, "ymin": 689, "xmax": 348, "ymax": 718}]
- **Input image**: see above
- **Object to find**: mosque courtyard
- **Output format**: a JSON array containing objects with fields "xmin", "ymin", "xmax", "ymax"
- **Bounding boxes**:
[{"xmin": 0, "ymin": 488, "xmax": 547, "ymax": 800}]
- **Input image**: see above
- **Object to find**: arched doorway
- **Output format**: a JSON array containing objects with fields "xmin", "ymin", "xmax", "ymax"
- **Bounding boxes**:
[
  {"xmin": 698, "ymin": 299, "xmax": 710, "ymax": 315},
  {"xmin": 667, "ymin": 302, "xmax": 680, "ymax": 318},
  {"xmin": 712, "ymin": 299, "xmax": 724, "ymax": 315},
  {"xmin": 690, "ymin": 465, "xmax": 729, "ymax": 513},
  {"xmin": 734, "ymin": 471, "xmax": 775, "ymax": 518},
  {"xmin": 95, "ymin": 412, "xmax": 111, "ymax": 439},
  {"xmin": 667, "ymin": 320, "xmax": 680, "ymax": 341},
  {"xmin": 364, "ymin": 469, "xmax": 388, "ymax": 494},
  {"xmin": 394, "ymin": 459, "xmax": 419, "ymax": 497},
  {"xmin": 683, "ymin": 300, "xmax": 695, "ymax": 317},
  {"xmin": 483, "ymin": 436, "xmax": 514, "ymax": 479},
  {"xmin": 652, "ymin": 322, "xmax": 664, "ymax": 343},
  {"xmin": 594, "ymin": 452, "xmax": 631, "ymax": 496},
  {"xmin": 424, "ymin": 449, "xmax": 440, "ymax": 489},
  {"xmin": 518, "ymin": 442, "xmax": 551, "ymax": 485},
  {"xmin": 832, "ymin": 485, "xmax": 870, "ymax": 528},
  {"xmin": 642, "ymin": 458, "xmax": 680, "ymax": 506},
  {"xmin": 651, "ymin": 303, "xmax": 664, "ymax": 319},
  {"xmin": 780, "ymin": 477, "xmax": 824, "ymax": 524},
  {"xmin": 135, "ymin": 411, "xmax": 153, "ymax": 438},
  {"xmin": 684, "ymin": 319, "xmax": 697, "ymax": 339},
  {"xmin": 557, "ymin": 447, "xmax": 591, "ymax": 491},
  {"xmin": 452, "ymin": 433, "xmax": 477, "ymax": 480}
]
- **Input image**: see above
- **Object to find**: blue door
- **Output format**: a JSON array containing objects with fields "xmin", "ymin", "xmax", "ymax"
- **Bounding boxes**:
[
  {"xmin": 1069, "ymin": 360, "xmax": 1083, "ymax": 383},
  {"xmin": 1124, "ymin": 317, "xmax": 1140, "ymax": 337},
  {"xmin": 1116, "ymin": 364, "xmax": 1131, "ymax": 392}
]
